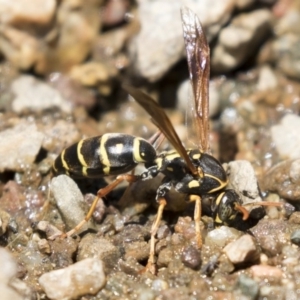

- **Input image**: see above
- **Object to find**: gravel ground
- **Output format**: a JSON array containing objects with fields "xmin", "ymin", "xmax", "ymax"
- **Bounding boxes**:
[{"xmin": 0, "ymin": 1, "xmax": 300, "ymax": 300}]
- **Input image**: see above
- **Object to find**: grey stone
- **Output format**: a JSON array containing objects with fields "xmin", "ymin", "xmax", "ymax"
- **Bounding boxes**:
[
  {"xmin": 51, "ymin": 175, "xmax": 95, "ymax": 233},
  {"xmin": 0, "ymin": 122, "xmax": 44, "ymax": 172}
]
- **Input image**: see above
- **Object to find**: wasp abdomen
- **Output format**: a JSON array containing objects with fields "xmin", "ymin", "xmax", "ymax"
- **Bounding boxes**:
[{"xmin": 52, "ymin": 133, "xmax": 156, "ymax": 178}]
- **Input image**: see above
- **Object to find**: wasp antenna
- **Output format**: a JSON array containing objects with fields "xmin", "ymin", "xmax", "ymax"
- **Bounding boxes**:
[{"xmin": 235, "ymin": 204, "xmax": 250, "ymax": 221}]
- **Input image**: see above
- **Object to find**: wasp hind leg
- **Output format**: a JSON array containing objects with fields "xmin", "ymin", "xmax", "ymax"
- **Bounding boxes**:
[{"xmin": 49, "ymin": 174, "xmax": 139, "ymax": 240}]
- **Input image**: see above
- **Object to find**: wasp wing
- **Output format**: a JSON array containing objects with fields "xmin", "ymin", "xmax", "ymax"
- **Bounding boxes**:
[
  {"xmin": 181, "ymin": 7, "xmax": 210, "ymax": 153},
  {"xmin": 123, "ymin": 85, "xmax": 198, "ymax": 175}
]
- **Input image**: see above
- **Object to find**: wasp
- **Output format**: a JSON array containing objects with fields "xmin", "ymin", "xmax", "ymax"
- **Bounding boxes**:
[{"xmin": 52, "ymin": 7, "xmax": 250, "ymax": 271}]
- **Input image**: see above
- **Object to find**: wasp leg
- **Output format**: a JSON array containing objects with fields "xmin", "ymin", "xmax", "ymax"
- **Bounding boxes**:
[
  {"xmin": 143, "ymin": 181, "xmax": 172, "ymax": 273},
  {"xmin": 141, "ymin": 165, "xmax": 159, "ymax": 180},
  {"xmin": 145, "ymin": 198, "xmax": 167, "ymax": 274},
  {"xmin": 189, "ymin": 195, "xmax": 202, "ymax": 248},
  {"xmin": 50, "ymin": 174, "xmax": 139, "ymax": 239}
]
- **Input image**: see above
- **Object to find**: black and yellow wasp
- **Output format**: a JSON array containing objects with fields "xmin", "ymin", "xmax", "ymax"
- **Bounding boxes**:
[{"xmin": 52, "ymin": 7, "xmax": 249, "ymax": 271}]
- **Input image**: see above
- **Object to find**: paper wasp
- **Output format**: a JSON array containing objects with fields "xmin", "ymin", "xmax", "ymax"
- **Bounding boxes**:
[{"xmin": 52, "ymin": 8, "xmax": 252, "ymax": 271}]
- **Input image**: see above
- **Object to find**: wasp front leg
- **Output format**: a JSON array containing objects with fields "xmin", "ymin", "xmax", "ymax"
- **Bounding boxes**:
[
  {"xmin": 141, "ymin": 165, "xmax": 159, "ymax": 180},
  {"xmin": 188, "ymin": 194, "xmax": 202, "ymax": 248},
  {"xmin": 146, "ymin": 180, "xmax": 172, "ymax": 273},
  {"xmin": 174, "ymin": 176, "xmax": 204, "ymax": 248}
]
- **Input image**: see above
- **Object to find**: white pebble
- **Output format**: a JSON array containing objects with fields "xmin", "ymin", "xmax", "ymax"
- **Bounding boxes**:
[
  {"xmin": 223, "ymin": 234, "xmax": 259, "ymax": 264},
  {"xmin": 0, "ymin": 248, "xmax": 24, "ymax": 300},
  {"xmin": 271, "ymin": 114, "xmax": 300, "ymax": 160},
  {"xmin": 11, "ymin": 75, "xmax": 72, "ymax": 113},
  {"xmin": 206, "ymin": 226, "xmax": 241, "ymax": 247},
  {"xmin": 39, "ymin": 258, "xmax": 106, "ymax": 300}
]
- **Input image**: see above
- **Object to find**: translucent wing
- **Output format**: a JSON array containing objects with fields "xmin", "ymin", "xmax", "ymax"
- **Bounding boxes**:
[
  {"xmin": 123, "ymin": 85, "xmax": 198, "ymax": 175},
  {"xmin": 181, "ymin": 7, "xmax": 210, "ymax": 153}
]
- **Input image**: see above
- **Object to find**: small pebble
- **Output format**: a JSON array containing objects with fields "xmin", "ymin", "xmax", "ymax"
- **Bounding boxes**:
[
  {"xmin": 1, "ymin": 0, "xmax": 56, "ymax": 26},
  {"xmin": 157, "ymin": 224, "xmax": 171, "ymax": 240},
  {"xmin": 0, "ymin": 122, "xmax": 44, "ymax": 172},
  {"xmin": 290, "ymin": 229, "xmax": 300, "ymax": 246},
  {"xmin": 131, "ymin": 0, "xmax": 235, "ymax": 81},
  {"xmin": 36, "ymin": 220, "xmax": 63, "ymax": 239},
  {"xmin": 282, "ymin": 244, "xmax": 299, "ymax": 260},
  {"xmin": 259, "ymin": 285, "xmax": 285, "ymax": 299},
  {"xmin": 42, "ymin": 119, "xmax": 80, "ymax": 152},
  {"xmin": 212, "ymin": 9, "xmax": 272, "ymax": 72},
  {"xmin": 250, "ymin": 219, "xmax": 289, "ymax": 256},
  {"xmin": 217, "ymin": 254, "xmax": 235, "ymax": 273},
  {"xmin": 77, "ymin": 234, "xmax": 121, "ymax": 273},
  {"xmin": 181, "ymin": 245, "xmax": 201, "ymax": 270},
  {"xmin": 152, "ymin": 279, "xmax": 169, "ymax": 292},
  {"xmin": 9, "ymin": 277, "xmax": 34, "ymax": 300},
  {"xmin": 263, "ymin": 159, "xmax": 300, "ymax": 201},
  {"xmin": 237, "ymin": 274, "xmax": 259, "ymax": 300},
  {"xmin": 136, "ymin": 287, "xmax": 156, "ymax": 300},
  {"xmin": 266, "ymin": 206, "xmax": 280, "ymax": 219},
  {"xmin": 0, "ymin": 210, "xmax": 10, "ymax": 235},
  {"xmin": 226, "ymin": 160, "xmax": 262, "ymax": 204},
  {"xmin": 271, "ymin": 114, "xmax": 300, "ymax": 160},
  {"xmin": 260, "ymin": 253, "xmax": 268, "ymax": 265},
  {"xmin": 289, "ymin": 212, "xmax": 300, "ymax": 224},
  {"xmin": 201, "ymin": 254, "xmax": 219, "ymax": 275},
  {"xmin": 37, "ymin": 238, "xmax": 51, "ymax": 254},
  {"xmin": 84, "ymin": 193, "xmax": 106, "ymax": 223},
  {"xmin": 250, "ymin": 265, "xmax": 283, "ymax": 283},
  {"xmin": 0, "ymin": 247, "xmax": 17, "ymax": 283},
  {"xmin": 157, "ymin": 247, "xmax": 173, "ymax": 268},
  {"xmin": 0, "ymin": 248, "xmax": 25, "ymax": 300},
  {"xmin": 113, "ymin": 223, "xmax": 150, "ymax": 244},
  {"xmin": 39, "ymin": 258, "xmax": 106, "ymax": 300},
  {"xmin": 223, "ymin": 234, "xmax": 260, "ymax": 265},
  {"xmin": 257, "ymin": 65, "xmax": 278, "ymax": 91},
  {"xmin": 206, "ymin": 226, "xmax": 242, "ymax": 248},
  {"xmin": 174, "ymin": 216, "xmax": 195, "ymax": 240},
  {"xmin": 49, "ymin": 237, "xmax": 78, "ymax": 269},
  {"xmin": 124, "ymin": 241, "xmax": 149, "ymax": 262},
  {"xmin": 118, "ymin": 257, "xmax": 144, "ymax": 276},
  {"xmin": 11, "ymin": 75, "xmax": 72, "ymax": 113}
]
